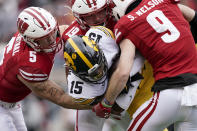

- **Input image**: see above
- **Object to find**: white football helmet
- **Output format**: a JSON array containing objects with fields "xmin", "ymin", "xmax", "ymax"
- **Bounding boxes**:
[
  {"xmin": 72, "ymin": 0, "xmax": 113, "ymax": 28},
  {"xmin": 17, "ymin": 7, "xmax": 62, "ymax": 53},
  {"xmin": 112, "ymin": 0, "xmax": 136, "ymax": 20}
]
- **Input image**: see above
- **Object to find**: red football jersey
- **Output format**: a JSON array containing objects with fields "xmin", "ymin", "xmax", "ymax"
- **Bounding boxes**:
[
  {"xmin": 62, "ymin": 21, "xmax": 88, "ymax": 42},
  {"xmin": 0, "ymin": 33, "xmax": 55, "ymax": 102},
  {"xmin": 114, "ymin": 0, "xmax": 197, "ymax": 81},
  {"xmin": 62, "ymin": 19, "xmax": 117, "ymax": 42}
]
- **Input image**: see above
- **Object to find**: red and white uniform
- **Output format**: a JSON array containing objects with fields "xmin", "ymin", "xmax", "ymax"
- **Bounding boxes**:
[
  {"xmin": 62, "ymin": 18, "xmax": 117, "ymax": 42},
  {"xmin": 62, "ymin": 21, "xmax": 88, "ymax": 42},
  {"xmin": 114, "ymin": 0, "xmax": 197, "ymax": 81},
  {"xmin": 0, "ymin": 33, "xmax": 55, "ymax": 103},
  {"xmin": 114, "ymin": 0, "xmax": 197, "ymax": 130},
  {"xmin": 62, "ymin": 18, "xmax": 141, "ymax": 131},
  {"xmin": 0, "ymin": 33, "xmax": 55, "ymax": 131},
  {"xmin": 68, "ymin": 26, "xmax": 144, "ymax": 131}
]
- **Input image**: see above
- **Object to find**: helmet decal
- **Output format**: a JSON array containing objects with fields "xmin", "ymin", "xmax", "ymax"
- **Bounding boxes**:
[
  {"xmin": 29, "ymin": 7, "xmax": 50, "ymax": 28},
  {"xmin": 71, "ymin": 0, "xmax": 76, "ymax": 6},
  {"xmin": 84, "ymin": 0, "xmax": 97, "ymax": 8},
  {"xmin": 68, "ymin": 38, "xmax": 93, "ymax": 69},
  {"xmin": 24, "ymin": 8, "xmax": 50, "ymax": 30},
  {"xmin": 64, "ymin": 52, "xmax": 77, "ymax": 71},
  {"xmin": 17, "ymin": 18, "xmax": 29, "ymax": 34},
  {"xmin": 72, "ymin": 53, "xmax": 77, "ymax": 59}
]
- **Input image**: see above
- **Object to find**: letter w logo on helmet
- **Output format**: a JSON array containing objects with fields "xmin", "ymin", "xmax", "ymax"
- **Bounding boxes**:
[
  {"xmin": 71, "ymin": 0, "xmax": 97, "ymax": 8},
  {"xmin": 82, "ymin": 0, "xmax": 97, "ymax": 8},
  {"xmin": 17, "ymin": 18, "xmax": 29, "ymax": 34}
]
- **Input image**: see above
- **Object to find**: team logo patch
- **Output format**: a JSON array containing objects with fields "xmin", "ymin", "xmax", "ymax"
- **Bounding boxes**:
[
  {"xmin": 83, "ymin": 0, "xmax": 97, "ymax": 8},
  {"xmin": 72, "ymin": 53, "xmax": 77, "ymax": 59},
  {"xmin": 64, "ymin": 52, "xmax": 77, "ymax": 71},
  {"xmin": 17, "ymin": 18, "xmax": 29, "ymax": 34}
]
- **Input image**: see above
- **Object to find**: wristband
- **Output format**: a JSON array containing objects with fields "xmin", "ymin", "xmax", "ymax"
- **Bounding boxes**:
[{"xmin": 101, "ymin": 98, "xmax": 113, "ymax": 108}]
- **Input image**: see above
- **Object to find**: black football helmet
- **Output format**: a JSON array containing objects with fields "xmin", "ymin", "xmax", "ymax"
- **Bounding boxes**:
[{"xmin": 64, "ymin": 35, "xmax": 108, "ymax": 83}]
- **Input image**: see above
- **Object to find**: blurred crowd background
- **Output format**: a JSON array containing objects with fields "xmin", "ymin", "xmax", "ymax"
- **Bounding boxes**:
[{"xmin": 0, "ymin": 0, "xmax": 197, "ymax": 131}]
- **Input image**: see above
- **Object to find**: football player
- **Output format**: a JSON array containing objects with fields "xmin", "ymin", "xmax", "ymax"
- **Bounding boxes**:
[
  {"xmin": 62, "ymin": 0, "xmax": 152, "ymax": 130},
  {"xmin": 64, "ymin": 25, "xmax": 145, "ymax": 131},
  {"xmin": 0, "ymin": 7, "xmax": 90, "ymax": 131},
  {"xmin": 62, "ymin": 0, "xmax": 197, "ymax": 131},
  {"xmin": 93, "ymin": 0, "xmax": 197, "ymax": 131}
]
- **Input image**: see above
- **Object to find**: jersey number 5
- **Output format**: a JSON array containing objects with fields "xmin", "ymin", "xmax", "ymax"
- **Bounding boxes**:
[
  {"xmin": 147, "ymin": 10, "xmax": 180, "ymax": 43},
  {"xmin": 29, "ymin": 51, "xmax": 36, "ymax": 62}
]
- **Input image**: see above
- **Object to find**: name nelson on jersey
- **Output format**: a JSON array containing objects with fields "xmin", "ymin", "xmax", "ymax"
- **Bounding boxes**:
[{"xmin": 128, "ymin": 0, "xmax": 164, "ymax": 21}]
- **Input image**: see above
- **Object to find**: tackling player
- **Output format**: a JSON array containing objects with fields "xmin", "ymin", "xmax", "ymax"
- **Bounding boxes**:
[
  {"xmin": 93, "ymin": 0, "xmax": 197, "ymax": 131},
  {"xmin": 0, "ymin": 7, "xmax": 90, "ymax": 131},
  {"xmin": 64, "ymin": 26, "xmax": 145, "ymax": 131},
  {"xmin": 62, "ymin": 0, "xmax": 151, "ymax": 130},
  {"xmin": 62, "ymin": 0, "xmax": 197, "ymax": 131}
]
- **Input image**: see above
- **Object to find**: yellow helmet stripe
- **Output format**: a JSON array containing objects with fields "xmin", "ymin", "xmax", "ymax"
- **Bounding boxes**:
[
  {"xmin": 82, "ymin": 36, "xmax": 98, "ymax": 52},
  {"xmin": 68, "ymin": 38, "xmax": 93, "ymax": 69},
  {"xmin": 94, "ymin": 26, "xmax": 115, "ymax": 40}
]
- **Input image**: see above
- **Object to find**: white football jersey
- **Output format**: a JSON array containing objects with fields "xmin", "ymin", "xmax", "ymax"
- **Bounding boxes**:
[
  {"xmin": 67, "ymin": 26, "xmax": 144, "ymax": 108},
  {"xmin": 67, "ymin": 26, "xmax": 119, "ymax": 101}
]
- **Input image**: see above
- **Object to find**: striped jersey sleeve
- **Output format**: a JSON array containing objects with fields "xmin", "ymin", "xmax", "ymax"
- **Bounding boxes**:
[{"xmin": 19, "ymin": 66, "xmax": 49, "ymax": 82}]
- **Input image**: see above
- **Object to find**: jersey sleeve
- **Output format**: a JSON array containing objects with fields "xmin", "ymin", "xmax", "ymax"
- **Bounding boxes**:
[
  {"xmin": 18, "ymin": 66, "xmax": 48, "ymax": 82},
  {"xmin": 114, "ymin": 19, "xmax": 141, "ymax": 47},
  {"xmin": 61, "ymin": 21, "xmax": 87, "ymax": 42},
  {"xmin": 18, "ymin": 51, "xmax": 54, "ymax": 82}
]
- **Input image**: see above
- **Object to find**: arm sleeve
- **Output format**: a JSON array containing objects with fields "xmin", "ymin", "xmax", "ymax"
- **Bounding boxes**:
[
  {"xmin": 114, "ymin": 21, "xmax": 140, "ymax": 47},
  {"xmin": 18, "ymin": 66, "xmax": 48, "ymax": 82}
]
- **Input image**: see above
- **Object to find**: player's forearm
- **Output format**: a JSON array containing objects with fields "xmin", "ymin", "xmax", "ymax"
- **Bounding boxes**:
[
  {"xmin": 18, "ymin": 75, "xmax": 91, "ymax": 109},
  {"xmin": 105, "ymin": 68, "xmax": 130, "ymax": 104},
  {"xmin": 59, "ymin": 94, "xmax": 92, "ymax": 109},
  {"xmin": 104, "ymin": 39, "xmax": 135, "ymax": 104},
  {"xmin": 31, "ymin": 80, "xmax": 91, "ymax": 109}
]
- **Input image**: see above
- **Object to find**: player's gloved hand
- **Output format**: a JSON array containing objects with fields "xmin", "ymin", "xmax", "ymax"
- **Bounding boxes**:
[
  {"xmin": 111, "ymin": 103, "xmax": 124, "ymax": 120},
  {"xmin": 92, "ymin": 98, "xmax": 113, "ymax": 119}
]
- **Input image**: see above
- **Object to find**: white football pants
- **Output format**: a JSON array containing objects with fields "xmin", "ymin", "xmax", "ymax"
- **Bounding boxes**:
[
  {"xmin": 0, "ymin": 103, "xmax": 27, "ymax": 131},
  {"xmin": 75, "ymin": 109, "xmax": 131, "ymax": 131},
  {"xmin": 127, "ymin": 83, "xmax": 197, "ymax": 131}
]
